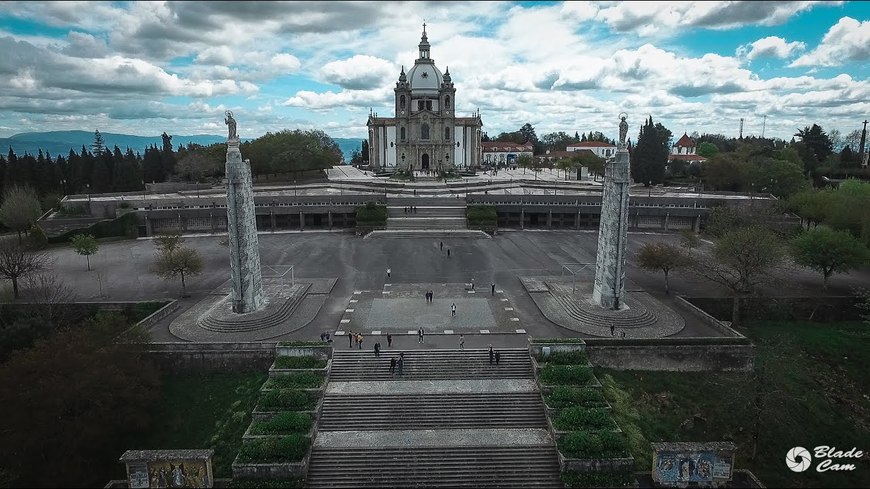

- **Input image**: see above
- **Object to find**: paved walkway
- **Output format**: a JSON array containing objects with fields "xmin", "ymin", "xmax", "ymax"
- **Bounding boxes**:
[
  {"xmin": 326, "ymin": 379, "xmax": 538, "ymax": 395},
  {"xmin": 314, "ymin": 428, "xmax": 552, "ymax": 448}
]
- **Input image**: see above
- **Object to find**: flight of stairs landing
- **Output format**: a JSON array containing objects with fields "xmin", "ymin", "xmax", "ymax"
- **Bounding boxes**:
[
  {"xmin": 386, "ymin": 197, "xmax": 467, "ymax": 231},
  {"xmin": 305, "ymin": 348, "xmax": 562, "ymax": 488}
]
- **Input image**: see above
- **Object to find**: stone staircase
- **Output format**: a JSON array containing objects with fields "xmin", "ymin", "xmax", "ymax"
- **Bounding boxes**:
[
  {"xmin": 552, "ymin": 293, "xmax": 657, "ymax": 329},
  {"xmin": 198, "ymin": 284, "xmax": 310, "ymax": 332},
  {"xmin": 305, "ymin": 348, "xmax": 562, "ymax": 488},
  {"xmin": 386, "ymin": 197, "xmax": 467, "ymax": 231}
]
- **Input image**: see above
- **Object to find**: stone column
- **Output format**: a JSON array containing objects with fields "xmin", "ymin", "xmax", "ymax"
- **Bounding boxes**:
[
  {"xmin": 592, "ymin": 117, "xmax": 631, "ymax": 310},
  {"xmin": 225, "ymin": 138, "xmax": 265, "ymax": 314}
]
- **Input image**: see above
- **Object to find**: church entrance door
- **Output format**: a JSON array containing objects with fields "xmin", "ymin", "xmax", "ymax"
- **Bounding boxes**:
[{"xmin": 421, "ymin": 153, "xmax": 430, "ymax": 171}]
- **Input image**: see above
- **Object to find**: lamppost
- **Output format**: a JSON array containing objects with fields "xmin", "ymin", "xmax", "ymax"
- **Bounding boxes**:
[
  {"xmin": 294, "ymin": 179, "xmax": 297, "ymax": 199},
  {"xmin": 648, "ymin": 181, "xmax": 652, "ymax": 198},
  {"xmin": 86, "ymin": 183, "xmax": 91, "ymax": 203}
]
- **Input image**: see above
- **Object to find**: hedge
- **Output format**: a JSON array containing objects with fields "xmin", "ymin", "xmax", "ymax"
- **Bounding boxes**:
[
  {"xmin": 561, "ymin": 470, "xmax": 635, "ymax": 487},
  {"xmin": 248, "ymin": 412, "xmax": 312, "ymax": 435},
  {"xmin": 264, "ymin": 372, "xmax": 323, "ymax": 390},
  {"xmin": 467, "ymin": 205, "xmax": 497, "ymax": 224},
  {"xmin": 355, "ymin": 202, "xmax": 387, "ymax": 224},
  {"xmin": 48, "ymin": 212, "xmax": 139, "ymax": 243},
  {"xmin": 276, "ymin": 341, "xmax": 325, "ymax": 347},
  {"xmin": 273, "ymin": 356, "xmax": 327, "ymax": 369},
  {"xmin": 257, "ymin": 389, "xmax": 318, "ymax": 411},
  {"xmin": 530, "ymin": 337, "xmax": 585, "ymax": 344},
  {"xmin": 558, "ymin": 431, "xmax": 628, "ymax": 459},
  {"xmin": 553, "ymin": 407, "xmax": 613, "ymax": 431},
  {"xmin": 236, "ymin": 435, "xmax": 308, "ymax": 463},
  {"xmin": 537, "ymin": 350, "xmax": 588, "ymax": 365},
  {"xmin": 545, "ymin": 387, "xmax": 607, "ymax": 409},
  {"xmin": 540, "ymin": 365, "xmax": 594, "ymax": 385}
]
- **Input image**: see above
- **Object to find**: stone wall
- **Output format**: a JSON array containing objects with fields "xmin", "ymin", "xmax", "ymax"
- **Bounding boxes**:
[
  {"xmin": 144, "ymin": 342, "xmax": 276, "ymax": 372},
  {"xmin": 584, "ymin": 338, "xmax": 754, "ymax": 372}
]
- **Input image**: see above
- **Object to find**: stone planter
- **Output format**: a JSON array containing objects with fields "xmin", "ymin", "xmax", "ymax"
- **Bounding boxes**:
[
  {"xmin": 275, "ymin": 345, "xmax": 332, "ymax": 359},
  {"xmin": 242, "ymin": 424, "xmax": 315, "ymax": 441},
  {"xmin": 231, "ymin": 460, "xmax": 306, "ymax": 479},
  {"xmin": 559, "ymin": 452, "xmax": 635, "ymax": 472},
  {"xmin": 268, "ymin": 365, "xmax": 329, "ymax": 378}
]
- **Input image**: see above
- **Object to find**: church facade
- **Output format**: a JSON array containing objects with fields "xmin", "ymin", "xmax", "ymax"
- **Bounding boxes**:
[{"xmin": 367, "ymin": 25, "xmax": 483, "ymax": 172}]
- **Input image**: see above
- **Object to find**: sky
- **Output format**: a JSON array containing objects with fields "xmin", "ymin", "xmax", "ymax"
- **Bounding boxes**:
[{"xmin": 0, "ymin": 1, "xmax": 868, "ymax": 144}]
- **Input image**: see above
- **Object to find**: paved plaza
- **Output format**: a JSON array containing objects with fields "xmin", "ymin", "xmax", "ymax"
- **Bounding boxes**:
[{"xmin": 32, "ymin": 229, "xmax": 870, "ymax": 345}]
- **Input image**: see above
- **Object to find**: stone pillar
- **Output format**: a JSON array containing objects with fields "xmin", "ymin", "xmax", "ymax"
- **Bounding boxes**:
[
  {"xmin": 299, "ymin": 211, "xmax": 304, "ymax": 231},
  {"xmin": 225, "ymin": 139, "xmax": 265, "ymax": 314},
  {"xmin": 210, "ymin": 212, "xmax": 215, "ymax": 234},
  {"xmin": 520, "ymin": 208, "xmax": 525, "ymax": 229},
  {"xmin": 592, "ymin": 136, "xmax": 630, "ymax": 310},
  {"xmin": 144, "ymin": 215, "xmax": 153, "ymax": 236},
  {"xmin": 328, "ymin": 210, "xmax": 333, "ymax": 229},
  {"xmin": 270, "ymin": 211, "xmax": 276, "ymax": 232},
  {"xmin": 664, "ymin": 213, "xmax": 670, "ymax": 231},
  {"xmin": 694, "ymin": 215, "xmax": 701, "ymax": 232},
  {"xmin": 547, "ymin": 210, "xmax": 552, "ymax": 228}
]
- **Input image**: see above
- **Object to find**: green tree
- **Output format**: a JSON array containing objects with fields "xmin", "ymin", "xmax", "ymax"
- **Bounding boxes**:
[
  {"xmin": 572, "ymin": 152, "xmax": 605, "ymax": 182},
  {"xmin": 635, "ymin": 242, "xmax": 690, "ymax": 294},
  {"xmin": 71, "ymin": 233, "xmax": 99, "ymax": 271},
  {"xmin": 556, "ymin": 158, "xmax": 574, "ymax": 180},
  {"xmin": 787, "ymin": 189, "xmax": 832, "ymax": 229},
  {"xmin": 790, "ymin": 226, "xmax": 870, "ymax": 289},
  {"xmin": 26, "ymin": 224, "xmax": 47, "ymax": 250},
  {"xmin": 0, "ymin": 185, "xmax": 43, "ymax": 244},
  {"xmin": 92, "ymin": 129, "xmax": 106, "ymax": 155},
  {"xmin": 749, "ymin": 159, "xmax": 808, "ymax": 199},
  {"xmin": 697, "ymin": 142, "xmax": 719, "ymax": 158},
  {"xmin": 690, "ymin": 225, "xmax": 786, "ymax": 327},
  {"xmin": 517, "ymin": 154, "xmax": 533, "ymax": 174},
  {"xmin": 153, "ymin": 241, "xmax": 203, "ymax": 297},
  {"xmin": 519, "ymin": 123, "xmax": 538, "ymax": 144},
  {"xmin": 0, "ymin": 313, "xmax": 160, "ymax": 487},
  {"xmin": 794, "ymin": 124, "xmax": 833, "ymax": 174},
  {"xmin": 631, "ymin": 116, "xmax": 671, "ymax": 185}
]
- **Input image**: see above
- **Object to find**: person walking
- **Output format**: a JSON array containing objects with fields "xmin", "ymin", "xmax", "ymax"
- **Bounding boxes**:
[
  {"xmin": 471, "ymin": 278, "xmax": 474, "ymax": 290},
  {"xmin": 374, "ymin": 341, "xmax": 380, "ymax": 358},
  {"xmin": 397, "ymin": 353, "xmax": 405, "ymax": 376},
  {"xmin": 451, "ymin": 303, "xmax": 456, "ymax": 317},
  {"xmin": 459, "ymin": 334, "xmax": 465, "ymax": 350},
  {"xmin": 440, "ymin": 241, "xmax": 443, "ymax": 251},
  {"xmin": 357, "ymin": 333, "xmax": 363, "ymax": 349},
  {"xmin": 387, "ymin": 333, "xmax": 393, "ymax": 347},
  {"xmin": 429, "ymin": 290, "xmax": 434, "ymax": 303},
  {"xmin": 610, "ymin": 323, "xmax": 615, "ymax": 336},
  {"xmin": 491, "ymin": 283, "xmax": 496, "ymax": 296},
  {"xmin": 387, "ymin": 267, "xmax": 391, "ymax": 279},
  {"xmin": 489, "ymin": 344, "xmax": 494, "ymax": 365},
  {"xmin": 418, "ymin": 327, "xmax": 425, "ymax": 344},
  {"xmin": 390, "ymin": 356, "xmax": 396, "ymax": 375},
  {"xmin": 447, "ymin": 248, "xmax": 450, "ymax": 257},
  {"xmin": 348, "ymin": 331, "xmax": 354, "ymax": 348},
  {"xmin": 495, "ymin": 350, "xmax": 501, "ymax": 365}
]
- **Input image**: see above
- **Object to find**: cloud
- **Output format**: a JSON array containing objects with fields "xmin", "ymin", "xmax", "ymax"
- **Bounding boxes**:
[
  {"xmin": 790, "ymin": 17, "xmax": 870, "ymax": 67},
  {"xmin": 738, "ymin": 36, "xmax": 806, "ymax": 60},
  {"xmin": 60, "ymin": 31, "xmax": 109, "ymax": 58},
  {"xmin": 282, "ymin": 88, "xmax": 392, "ymax": 110},
  {"xmin": 195, "ymin": 46, "xmax": 235, "ymax": 66},
  {"xmin": 270, "ymin": 53, "xmax": 302, "ymax": 72},
  {"xmin": 319, "ymin": 55, "xmax": 395, "ymax": 90}
]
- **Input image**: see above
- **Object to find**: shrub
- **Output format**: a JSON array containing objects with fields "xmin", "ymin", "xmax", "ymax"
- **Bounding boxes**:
[
  {"xmin": 236, "ymin": 435, "xmax": 308, "ymax": 463},
  {"xmin": 530, "ymin": 337, "xmax": 585, "ymax": 344},
  {"xmin": 545, "ymin": 387, "xmax": 606, "ymax": 409},
  {"xmin": 264, "ymin": 372, "xmax": 323, "ymax": 389},
  {"xmin": 537, "ymin": 350, "xmax": 587, "ymax": 365},
  {"xmin": 273, "ymin": 356, "xmax": 327, "ymax": 369},
  {"xmin": 249, "ymin": 412, "xmax": 313, "ymax": 435},
  {"xmin": 467, "ymin": 205, "xmax": 497, "ymax": 224},
  {"xmin": 561, "ymin": 470, "xmax": 635, "ymax": 487},
  {"xmin": 540, "ymin": 365, "xmax": 594, "ymax": 385},
  {"xmin": 553, "ymin": 407, "xmax": 613, "ymax": 431},
  {"xmin": 48, "ymin": 212, "xmax": 139, "ymax": 243},
  {"xmin": 599, "ymin": 431, "xmax": 628, "ymax": 455},
  {"xmin": 257, "ymin": 390, "xmax": 317, "ymax": 411},
  {"xmin": 132, "ymin": 301, "xmax": 168, "ymax": 322},
  {"xmin": 276, "ymin": 341, "xmax": 324, "ymax": 347},
  {"xmin": 355, "ymin": 202, "xmax": 387, "ymax": 224},
  {"xmin": 27, "ymin": 225, "xmax": 48, "ymax": 250}
]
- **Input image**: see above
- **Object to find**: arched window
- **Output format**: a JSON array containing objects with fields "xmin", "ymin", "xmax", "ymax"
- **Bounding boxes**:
[
  {"xmin": 400, "ymin": 95, "xmax": 406, "ymax": 109},
  {"xmin": 421, "ymin": 124, "xmax": 430, "ymax": 140},
  {"xmin": 445, "ymin": 127, "xmax": 450, "ymax": 140},
  {"xmin": 400, "ymin": 127, "xmax": 406, "ymax": 140},
  {"xmin": 445, "ymin": 96, "xmax": 451, "ymax": 109}
]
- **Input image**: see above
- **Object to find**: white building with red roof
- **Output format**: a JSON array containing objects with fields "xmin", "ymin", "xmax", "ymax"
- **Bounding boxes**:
[
  {"xmin": 669, "ymin": 132, "xmax": 707, "ymax": 165},
  {"xmin": 565, "ymin": 140, "xmax": 617, "ymax": 158},
  {"xmin": 481, "ymin": 141, "xmax": 533, "ymax": 167}
]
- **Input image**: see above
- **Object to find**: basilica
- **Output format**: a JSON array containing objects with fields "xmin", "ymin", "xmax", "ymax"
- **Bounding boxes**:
[{"xmin": 367, "ymin": 24, "xmax": 483, "ymax": 172}]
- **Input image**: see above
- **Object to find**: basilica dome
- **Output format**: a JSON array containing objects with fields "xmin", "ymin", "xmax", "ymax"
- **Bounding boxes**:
[{"xmin": 407, "ymin": 63, "xmax": 443, "ymax": 96}]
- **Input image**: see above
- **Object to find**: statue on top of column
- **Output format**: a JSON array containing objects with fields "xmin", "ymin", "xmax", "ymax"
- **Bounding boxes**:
[
  {"xmin": 618, "ymin": 113, "xmax": 628, "ymax": 149},
  {"xmin": 225, "ymin": 110, "xmax": 237, "ymax": 140}
]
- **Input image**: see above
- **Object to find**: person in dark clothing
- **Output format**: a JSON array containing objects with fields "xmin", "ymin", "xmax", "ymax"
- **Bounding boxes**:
[
  {"xmin": 491, "ymin": 283, "xmax": 495, "ymax": 296},
  {"xmin": 348, "ymin": 331, "xmax": 354, "ymax": 348},
  {"xmin": 397, "ymin": 353, "xmax": 405, "ymax": 376},
  {"xmin": 495, "ymin": 351, "xmax": 501, "ymax": 365},
  {"xmin": 610, "ymin": 323, "xmax": 615, "ymax": 336},
  {"xmin": 489, "ymin": 344, "xmax": 494, "ymax": 365},
  {"xmin": 440, "ymin": 241, "xmax": 443, "ymax": 251},
  {"xmin": 374, "ymin": 342, "xmax": 381, "ymax": 357},
  {"xmin": 387, "ymin": 333, "xmax": 393, "ymax": 347},
  {"xmin": 447, "ymin": 248, "xmax": 450, "ymax": 257},
  {"xmin": 390, "ymin": 357, "xmax": 396, "ymax": 375}
]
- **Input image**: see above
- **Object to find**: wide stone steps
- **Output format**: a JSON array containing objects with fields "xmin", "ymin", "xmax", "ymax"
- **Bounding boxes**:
[
  {"xmin": 305, "ymin": 446, "xmax": 562, "ymax": 488},
  {"xmin": 318, "ymin": 393, "xmax": 547, "ymax": 430},
  {"xmin": 198, "ymin": 284, "xmax": 310, "ymax": 332},
  {"xmin": 553, "ymin": 294, "xmax": 657, "ymax": 329},
  {"xmin": 366, "ymin": 230, "xmax": 490, "ymax": 239},
  {"xmin": 389, "ymin": 197, "xmax": 465, "ymax": 207},
  {"xmin": 388, "ymin": 207, "xmax": 466, "ymax": 218},
  {"xmin": 329, "ymin": 349, "xmax": 532, "ymax": 381},
  {"xmin": 387, "ymin": 217, "xmax": 467, "ymax": 230}
]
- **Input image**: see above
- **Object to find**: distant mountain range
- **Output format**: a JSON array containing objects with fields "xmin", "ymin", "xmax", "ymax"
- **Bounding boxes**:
[{"xmin": 0, "ymin": 130, "xmax": 364, "ymax": 164}]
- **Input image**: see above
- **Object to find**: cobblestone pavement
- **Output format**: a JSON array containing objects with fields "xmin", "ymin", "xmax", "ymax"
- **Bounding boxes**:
[{"xmin": 314, "ymin": 428, "xmax": 552, "ymax": 448}]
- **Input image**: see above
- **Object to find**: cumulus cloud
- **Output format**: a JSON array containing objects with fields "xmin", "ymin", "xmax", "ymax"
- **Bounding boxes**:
[
  {"xmin": 282, "ymin": 88, "xmax": 392, "ymax": 110},
  {"xmin": 319, "ymin": 55, "xmax": 394, "ymax": 90},
  {"xmin": 738, "ymin": 36, "xmax": 806, "ymax": 60},
  {"xmin": 790, "ymin": 17, "xmax": 870, "ymax": 67},
  {"xmin": 271, "ymin": 53, "xmax": 302, "ymax": 72},
  {"xmin": 60, "ymin": 31, "xmax": 109, "ymax": 58}
]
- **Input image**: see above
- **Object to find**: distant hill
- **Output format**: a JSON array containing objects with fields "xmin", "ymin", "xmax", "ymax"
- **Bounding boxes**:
[{"xmin": 1, "ymin": 130, "xmax": 365, "ymax": 164}]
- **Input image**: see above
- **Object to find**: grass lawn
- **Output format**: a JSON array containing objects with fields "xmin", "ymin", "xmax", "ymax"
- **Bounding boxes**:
[
  {"xmin": 599, "ymin": 321, "xmax": 870, "ymax": 489},
  {"xmin": 119, "ymin": 371, "xmax": 267, "ymax": 480}
]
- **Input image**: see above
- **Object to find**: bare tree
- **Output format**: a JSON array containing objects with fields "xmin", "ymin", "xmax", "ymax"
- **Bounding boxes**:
[
  {"xmin": 0, "ymin": 239, "xmax": 49, "ymax": 299},
  {"xmin": 0, "ymin": 186, "xmax": 43, "ymax": 244},
  {"xmin": 688, "ymin": 225, "xmax": 786, "ymax": 327},
  {"xmin": 153, "ymin": 242, "xmax": 203, "ymax": 298},
  {"xmin": 22, "ymin": 272, "xmax": 75, "ymax": 329},
  {"xmin": 635, "ymin": 242, "xmax": 690, "ymax": 294}
]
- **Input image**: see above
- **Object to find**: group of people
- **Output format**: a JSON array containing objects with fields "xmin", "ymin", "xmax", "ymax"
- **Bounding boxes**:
[{"xmin": 404, "ymin": 206, "xmax": 417, "ymax": 213}]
